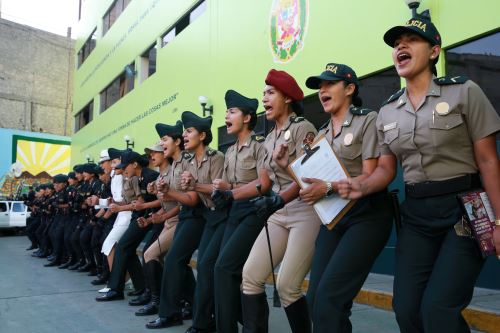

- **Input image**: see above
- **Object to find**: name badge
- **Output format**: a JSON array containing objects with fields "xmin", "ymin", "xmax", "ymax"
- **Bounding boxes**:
[{"xmin": 383, "ymin": 122, "xmax": 397, "ymax": 132}]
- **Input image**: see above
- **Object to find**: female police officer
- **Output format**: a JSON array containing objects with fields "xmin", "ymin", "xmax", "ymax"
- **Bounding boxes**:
[
  {"xmin": 338, "ymin": 12, "xmax": 500, "ymax": 333},
  {"xmin": 214, "ymin": 69, "xmax": 321, "ymax": 333},
  {"xmin": 212, "ymin": 89, "xmax": 265, "ymax": 333}
]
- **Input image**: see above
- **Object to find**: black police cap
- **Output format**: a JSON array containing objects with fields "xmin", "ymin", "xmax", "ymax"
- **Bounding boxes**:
[
  {"xmin": 45, "ymin": 183, "xmax": 54, "ymax": 190},
  {"xmin": 181, "ymin": 111, "xmax": 212, "ymax": 132},
  {"xmin": 155, "ymin": 120, "xmax": 183, "ymax": 138},
  {"xmin": 94, "ymin": 165, "xmax": 105, "ymax": 175},
  {"xmin": 224, "ymin": 90, "xmax": 259, "ymax": 113},
  {"xmin": 108, "ymin": 148, "xmax": 130, "ymax": 160},
  {"xmin": 306, "ymin": 63, "xmax": 359, "ymax": 89},
  {"xmin": 73, "ymin": 164, "xmax": 84, "ymax": 173},
  {"xmin": 53, "ymin": 174, "xmax": 69, "ymax": 183},
  {"xmin": 384, "ymin": 11, "xmax": 441, "ymax": 47},
  {"xmin": 68, "ymin": 172, "xmax": 77, "ymax": 180},
  {"xmin": 116, "ymin": 150, "xmax": 149, "ymax": 169},
  {"xmin": 82, "ymin": 163, "xmax": 98, "ymax": 174}
]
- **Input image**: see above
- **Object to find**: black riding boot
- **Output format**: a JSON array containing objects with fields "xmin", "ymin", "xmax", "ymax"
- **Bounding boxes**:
[
  {"xmin": 284, "ymin": 297, "xmax": 311, "ymax": 333},
  {"xmin": 241, "ymin": 292, "xmax": 269, "ymax": 333}
]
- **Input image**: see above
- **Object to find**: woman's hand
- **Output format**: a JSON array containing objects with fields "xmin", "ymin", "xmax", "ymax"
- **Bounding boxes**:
[
  {"xmin": 337, "ymin": 178, "xmax": 364, "ymax": 199},
  {"xmin": 137, "ymin": 216, "xmax": 149, "ymax": 228},
  {"xmin": 181, "ymin": 171, "xmax": 195, "ymax": 191},
  {"xmin": 299, "ymin": 178, "xmax": 328, "ymax": 205},
  {"xmin": 147, "ymin": 181, "xmax": 157, "ymax": 194},
  {"xmin": 132, "ymin": 200, "xmax": 146, "ymax": 211},
  {"xmin": 109, "ymin": 203, "xmax": 121, "ymax": 213},
  {"xmin": 273, "ymin": 143, "xmax": 289, "ymax": 169},
  {"xmin": 213, "ymin": 179, "xmax": 231, "ymax": 191}
]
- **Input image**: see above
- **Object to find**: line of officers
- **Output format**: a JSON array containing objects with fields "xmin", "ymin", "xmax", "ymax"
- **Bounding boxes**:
[{"xmin": 24, "ymin": 11, "xmax": 500, "ymax": 333}]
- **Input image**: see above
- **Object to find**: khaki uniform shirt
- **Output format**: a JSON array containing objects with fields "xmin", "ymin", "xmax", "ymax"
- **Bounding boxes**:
[
  {"xmin": 222, "ymin": 132, "xmax": 266, "ymax": 186},
  {"xmin": 377, "ymin": 77, "xmax": 500, "ymax": 184},
  {"xmin": 156, "ymin": 167, "xmax": 177, "ymax": 212},
  {"xmin": 263, "ymin": 113, "xmax": 317, "ymax": 192},
  {"xmin": 186, "ymin": 147, "xmax": 224, "ymax": 208},
  {"xmin": 122, "ymin": 176, "xmax": 140, "ymax": 204},
  {"xmin": 318, "ymin": 106, "xmax": 379, "ymax": 178}
]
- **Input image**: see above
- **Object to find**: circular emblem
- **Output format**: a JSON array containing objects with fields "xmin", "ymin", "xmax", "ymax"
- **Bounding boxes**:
[
  {"xmin": 269, "ymin": 0, "xmax": 309, "ymax": 63},
  {"xmin": 344, "ymin": 133, "xmax": 353, "ymax": 146},
  {"xmin": 284, "ymin": 130, "xmax": 291, "ymax": 141},
  {"xmin": 435, "ymin": 102, "xmax": 450, "ymax": 115}
]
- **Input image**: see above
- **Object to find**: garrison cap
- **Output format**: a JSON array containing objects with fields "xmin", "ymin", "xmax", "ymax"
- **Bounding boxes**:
[
  {"xmin": 73, "ymin": 164, "xmax": 84, "ymax": 173},
  {"xmin": 384, "ymin": 11, "xmax": 441, "ymax": 47},
  {"xmin": 82, "ymin": 163, "xmax": 98, "ymax": 174},
  {"xmin": 224, "ymin": 90, "xmax": 259, "ymax": 113},
  {"xmin": 68, "ymin": 171, "xmax": 77, "ymax": 180},
  {"xmin": 44, "ymin": 183, "xmax": 54, "ymax": 190},
  {"xmin": 108, "ymin": 148, "xmax": 129, "ymax": 160},
  {"xmin": 53, "ymin": 174, "xmax": 69, "ymax": 183},
  {"xmin": 181, "ymin": 111, "xmax": 212, "ymax": 132},
  {"xmin": 265, "ymin": 69, "xmax": 304, "ymax": 101},
  {"xmin": 144, "ymin": 143, "xmax": 164, "ymax": 155},
  {"xmin": 116, "ymin": 150, "xmax": 149, "ymax": 169},
  {"xmin": 155, "ymin": 121, "xmax": 183, "ymax": 138},
  {"xmin": 306, "ymin": 63, "xmax": 359, "ymax": 89}
]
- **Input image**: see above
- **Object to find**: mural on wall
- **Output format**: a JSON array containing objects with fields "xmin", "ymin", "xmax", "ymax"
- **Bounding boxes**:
[
  {"xmin": 269, "ymin": 0, "xmax": 309, "ymax": 63},
  {"xmin": 0, "ymin": 135, "xmax": 71, "ymax": 198}
]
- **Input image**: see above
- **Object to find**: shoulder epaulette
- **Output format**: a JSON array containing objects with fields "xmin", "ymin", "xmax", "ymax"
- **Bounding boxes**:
[
  {"xmin": 319, "ymin": 120, "xmax": 329, "ymax": 130},
  {"xmin": 182, "ymin": 151, "xmax": 194, "ymax": 161},
  {"xmin": 290, "ymin": 116, "xmax": 305, "ymax": 123},
  {"xmin": 252, "ymin": 135, "xmax": 265, "ymax": 143},
  {"xmin": 207, "ymin": 148, "xmax": 217, "ymax": 156},
  {"xmin": 381, "ymin": 88, "xmax": 405, "ymax": 106},
  {"xmin": 350, "ymin": 106, "xmax": 373, "ymax": 116},
  {"xmin": 434, "ymin": 75, "xmax": 469, "ymax": 85}
]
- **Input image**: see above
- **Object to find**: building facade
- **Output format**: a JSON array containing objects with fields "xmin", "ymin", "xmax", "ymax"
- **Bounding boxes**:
[
  {"xmin": 73, "ymin": 0, "xmax": 500, "ymax": 288},
  {"xmin": 0, "ymin": 18, "xmax": 75, "ymax": 136}
]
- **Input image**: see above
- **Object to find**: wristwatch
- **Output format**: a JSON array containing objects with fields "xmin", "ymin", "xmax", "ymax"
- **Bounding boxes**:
[{"xmin": 325, "ymin": 181, "xmax": 334, "ymax": 197}]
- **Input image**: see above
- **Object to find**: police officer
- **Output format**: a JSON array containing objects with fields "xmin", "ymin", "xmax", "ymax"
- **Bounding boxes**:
[
  {"xmin": 212, "ymin": 89, "xmax": 266, "ymax": 333},
  {"xmin": 68, "ymin": 164, "xmax": 88, "ymax": 270},
  {"xmin": 214, "ymin": 69, "xmax": 321, "ymax": 332},
  {"xmin": 58, "ymin": 172, "xmax": 80, "ymax": 269},
  {"xmin": 37, "ymin": 183, "xmax": 56, "ymax": 259},
  {"xmin": 25, "ymin": 185, "xmax": 42, "ymax": 251},
  {"xmin": 45, "ymin": 174, "xmax": 70, "ymax": 266},
  {"xmin": 147, "ymin": 113, "xmax": 222, "ymax": 330},
  {"xmin": 338, "ymin": 12, "xmax": 500, "ymax": 333},
  {"xmin": 96, "ymin": 150, "xmax": 159, "ymax": 301}
]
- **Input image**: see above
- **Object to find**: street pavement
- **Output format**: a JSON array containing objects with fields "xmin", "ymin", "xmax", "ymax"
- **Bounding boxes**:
[{"xmin": 0, "ymin": 235, "xmax": 457, "ymax": 332}]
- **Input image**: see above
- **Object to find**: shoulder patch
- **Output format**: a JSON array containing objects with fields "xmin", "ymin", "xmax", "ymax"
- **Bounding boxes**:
[
  {"xmin": 252, "ymin": 135, "xmax": 265, "ymax": 143},
  {"xmin": 382, "ymin": 88, "xmax": 405, "ymax": 107},
  {"xmin": 434, "ymin": 75, "xmax": 469, "ymax": 85},
  {"xmin": 207, "ymin": 148, "xmax": 217, "ymax": 156},
  {"xmin": 182, "ymin": 151, "xmax": 194, "ymax": 161},
  {"xmin": 290, "ymin": 116, "xmax": 305, "ymax": 123},
  {"xmin": 350, "ymin": 106, "xmax": 373, "ymax": 116}
]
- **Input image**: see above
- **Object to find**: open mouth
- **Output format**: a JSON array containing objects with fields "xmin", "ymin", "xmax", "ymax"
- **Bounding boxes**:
[
  {"xmin": 225, "ymin": 121, "xmax": 233, "ymax": 129},
  {"xmin": 320, "ymin": 95, "xmax": 331, "ymax": 103},
  {"xmin": 396, "ymin": 52, "xmax": 411, "ymax": 65},
  {"xmin": 264, "ymin": 105, "xmax": 273, "ymax": 115}
]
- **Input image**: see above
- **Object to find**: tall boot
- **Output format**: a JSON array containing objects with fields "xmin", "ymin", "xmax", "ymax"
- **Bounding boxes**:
[
  {"xmin": 241, "ymin": 292, "xmax": 269, "ymax": 333},
  {"xmin": 136, "ymin": 260, "xmax": 163, "ymax": 316},
  {"xmin": 284, "ymin": 297, "xmax": 311, "ymax": 333}
]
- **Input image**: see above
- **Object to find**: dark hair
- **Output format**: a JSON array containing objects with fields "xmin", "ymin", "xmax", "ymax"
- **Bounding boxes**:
[
  {"xmin": 202, "ymin": 130, "xmax": 213, "ymax": 145},
  {"xmin": 341, "ymin": 81, "xmax": 363, "ymax": 107},
  {"xmin": 290, "ymin": 100, "xmax": 304, "ymax": 116},
  {"xmin": 239, "ymin": 106, "xmax": 258, "ymax": 130},
  {"xmin": 170, "ymin": 133, "xmax": 185, "ymax": 151}
]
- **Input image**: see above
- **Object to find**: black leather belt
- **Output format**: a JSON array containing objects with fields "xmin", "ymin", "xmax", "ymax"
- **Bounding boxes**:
[{"xmin": 405, "ymin": 174, "xmax": 481, "ymax": 198}]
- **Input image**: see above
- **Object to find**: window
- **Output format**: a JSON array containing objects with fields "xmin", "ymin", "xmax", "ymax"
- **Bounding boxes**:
[
  {"xmin": 142, "ymin": 44, "xmax": 157, "ymax": 77},
  {"xmin": 102, "ymin": 0, "xmax": 132, "ymax": 36},
  {"xmin": 161, "ymin": 0, "xmax": 206, "ymax": 47},
  {"xmin": 77, "ymin": 28, "xmax": 97, "ymax": 68},
  {"xmin": 74, "ymin": 100, "xmax": 94, "ymax": 132},
  {"xmin": 0, "ymin": 202, "xmax": 7, "ymax": 212},
  {"xmin": 11, "ymin": 202, "xmax": 25, "ymax": 213},
  {"xmin": 100, "ymin": 65, "xmax": 135, "ymax": 113},
  {"xmin": 445, "ymin": 31, "xmax": 500, "ymax": 117}
]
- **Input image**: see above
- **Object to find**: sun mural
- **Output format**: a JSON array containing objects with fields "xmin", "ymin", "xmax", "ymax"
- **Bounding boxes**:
[{"xmin": 15, "ymin": 139, "xmax": 71, "ymax": 176}]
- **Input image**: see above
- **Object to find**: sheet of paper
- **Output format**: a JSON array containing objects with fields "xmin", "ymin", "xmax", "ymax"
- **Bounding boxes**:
[{"xmin": 288, "ymin": 136, "xmax": 351, "ymax": 226}]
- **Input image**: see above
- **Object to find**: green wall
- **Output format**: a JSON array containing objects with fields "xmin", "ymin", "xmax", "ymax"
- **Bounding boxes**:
[{"xmin": 72, "ymin": 0, "xmax": 500, "ymax": 162}]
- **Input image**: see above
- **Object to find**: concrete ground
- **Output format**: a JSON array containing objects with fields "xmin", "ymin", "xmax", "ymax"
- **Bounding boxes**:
[{"xmin": 0, "ymin": 235, "xmax": 485, "ymax": 333}]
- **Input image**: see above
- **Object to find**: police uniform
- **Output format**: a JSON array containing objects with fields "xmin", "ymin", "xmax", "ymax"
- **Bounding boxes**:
[
  {"xmin": 97, "ymin": 150, "xmax": 159, "ymax": 301},
  {"xmin": 137, "ymin": 130, "xmax": 183, "ymax": 316},
  {"xmin": 45, "ymin": 174, "xmax": 70, "ymax": 266},
  {"xmin": 241, "ymin": 69, "xmax": 322, "ymax": 333},
  {"xmin": 213, "ymin": 90, "xmax": 267, "ymax": 333},
  {"xmin": 35, "ymin": 184, "xmax": 56, "ymax": 258},
  {"xmin": 25, "ymin": 187, "xmax": 42, "ymax": 251},
  {"xmin": 380, "ymin": 14, "xmax": 500, "ymax": 333},
  {"xmin": 68, "ymin": 165, "xmax": 89, "ymax": 270},
  {"xmin": 302, "ymin": 63, "xmax": 394, "ymax": 333}
]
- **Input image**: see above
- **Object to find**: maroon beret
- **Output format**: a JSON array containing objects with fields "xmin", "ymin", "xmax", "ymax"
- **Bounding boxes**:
[{"xmin": 265, "ymin": 69, "xmax": 304, "ymax": 102}]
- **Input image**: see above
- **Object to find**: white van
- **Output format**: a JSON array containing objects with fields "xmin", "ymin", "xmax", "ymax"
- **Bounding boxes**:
[{"xmin": 0, "ymin": 201, "xmax": 31, "ymax": 228}]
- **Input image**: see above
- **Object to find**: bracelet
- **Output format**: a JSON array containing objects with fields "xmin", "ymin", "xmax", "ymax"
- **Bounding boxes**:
[{"xmin": 495, "ymin": 219, "xmax": 500, "ymax": 226}]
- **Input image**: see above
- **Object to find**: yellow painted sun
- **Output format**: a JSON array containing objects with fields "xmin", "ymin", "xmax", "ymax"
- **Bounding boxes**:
[{"xmin": 16, "ymin": 140, "xmax": 71, "ymax": 177}]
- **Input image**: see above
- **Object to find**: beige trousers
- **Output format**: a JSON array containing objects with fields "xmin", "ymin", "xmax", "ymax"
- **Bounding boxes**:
[
  {"xmin": 242, "ymin": 198, "xmax": 321, "ymax": 307},
  {"xmin": 144, "ymin": 216, "xmax": 178, "ymax": 263}
]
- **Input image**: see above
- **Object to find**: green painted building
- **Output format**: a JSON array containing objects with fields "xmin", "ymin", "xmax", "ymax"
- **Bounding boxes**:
[{"xmin": 73, "ymin": 0, "xmax": 500, "ymax": 288}]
